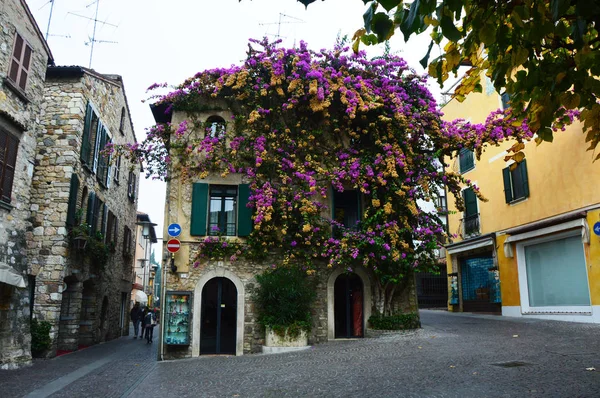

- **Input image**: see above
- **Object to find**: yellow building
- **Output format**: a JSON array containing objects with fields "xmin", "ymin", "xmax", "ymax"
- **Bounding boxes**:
[{"xmin": 443, "ymin": 76, "xmax": 600, "ymax": 322}]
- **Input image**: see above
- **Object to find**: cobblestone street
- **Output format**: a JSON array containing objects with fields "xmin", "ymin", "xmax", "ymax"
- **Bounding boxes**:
[{"xmin": 1, "ymin": 310, "xmax": 599, "ymax": 397}]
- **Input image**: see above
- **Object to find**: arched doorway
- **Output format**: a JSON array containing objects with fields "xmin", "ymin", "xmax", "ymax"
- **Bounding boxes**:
[
  {"xmin": 334, "ymin": 274, "xmax": 364, "ymax": 338},
  {"xmin": 200, "ymin": 277, "xmax": 237, "ymax": 354}
]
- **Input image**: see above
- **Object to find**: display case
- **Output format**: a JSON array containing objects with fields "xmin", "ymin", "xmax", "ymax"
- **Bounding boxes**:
[{"xmin": 164, "ymin": 291, "xmax": 191, "ymax": 345}]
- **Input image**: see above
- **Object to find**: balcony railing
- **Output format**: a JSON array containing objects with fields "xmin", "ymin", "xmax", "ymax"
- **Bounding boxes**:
[{"xmin": 462, "ymin": 214, "xmax": 480, "ymax": 237}]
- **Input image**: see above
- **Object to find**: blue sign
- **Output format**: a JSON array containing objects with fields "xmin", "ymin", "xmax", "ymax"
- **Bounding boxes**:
[
  {"xmin": 167, "ymin": 223, "xmax": 182, "ymax": 237},
  {"xmin": 594, "ymin": 222, "xmax": 600, "ymax": 237}
]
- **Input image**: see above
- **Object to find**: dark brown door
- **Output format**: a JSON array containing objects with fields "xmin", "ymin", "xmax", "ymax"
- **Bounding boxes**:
[{"xmin": 200, "ymin": 278, "xmax": 237, "ymax": 354}]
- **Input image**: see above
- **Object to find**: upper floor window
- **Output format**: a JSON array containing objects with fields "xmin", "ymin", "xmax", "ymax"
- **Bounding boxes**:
[
  {"xmin": 332, "ymin": 189, "xmax": 361, "ymax": 236},
  {"xmin": 123, "ymin": 225, "xmax": 132, "ymax": 257},
  {"xmin": 205, "ymin": 116, "xmax": 226, "ymax": 139},
  {"xmin": 96, "ymin": 130, "xmax": 111, "ymax": 188},
  {"xmin": 113, "ymin": 155, "xmax": 121, "ymax": 185},
  {"xmin": 86, "ymin": 192, "xmax": 104, "ymax": 235},
  {"xmin": 501, "ymin": 92, "xmax": 511, "ymax": 110},
  {"xmin": 127, "ymin": 171, "xmax": 136, "ymax": 202},
  {"xmin": 0, "ymin": 128, "xmax": 19, "ymax": 204},
  {"xmin": 8, "ymin": 33, "xmax": 32, "ymax": 92},
  {"xmin": 462, "ymin": 187, "xmax": 479, "ymax": 236},
  {"xmin": 81, "ymin": 102, "xmax": 111, "ymax": 184},
  {"xmin": 119, "ymin": 107, "xmax": 126, "ymax": 135},
  {"xmin": 105, "ymin": 211, "xmax": 118, "ymax": 246},
  {"xmin": 209, "ymin": 185, "xmax": 238, "ymax": 236},
  {"xmin": 458, "ymin": 148, "xmax": 475, "ymax": 174},
  {"xmin": 190, "ymin": 183, "xmax": 252, "ymax": 237},
  {"xmin": 503, "ymin": 160, "xmax": 529, "ymax": 203}
]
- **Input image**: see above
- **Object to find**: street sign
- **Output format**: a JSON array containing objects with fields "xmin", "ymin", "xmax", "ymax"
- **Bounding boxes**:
[
  {"xmin": 167, "ymin": 223, "xmax": 182, "ymax": 237},
  {"xmin": 593, "ymin": 222, "xmax": 600, "ymax": 236},
  {"xmin": 167, "ymin": 239, "xmax": 181, "ymax": 253}
]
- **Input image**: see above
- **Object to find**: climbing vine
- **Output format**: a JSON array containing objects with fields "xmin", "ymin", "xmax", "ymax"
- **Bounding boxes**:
[{"xmin": 111, "ymin": 38, "xmax": 568, "ymax": 315}]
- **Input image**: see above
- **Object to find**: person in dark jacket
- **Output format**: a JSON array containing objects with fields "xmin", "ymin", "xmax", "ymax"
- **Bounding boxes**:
[
  {"xmin": 130, "ymin": 302, "xmax": 142, "ymax": 339},
  {"xmin": 143, "ymin": 309, "xmax": 156, "ymax": 343}
]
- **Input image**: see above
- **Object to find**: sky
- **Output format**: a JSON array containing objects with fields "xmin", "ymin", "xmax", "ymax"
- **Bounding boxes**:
[{"xmin": 28, "ymin": 0, "xmax": 455, "ymax": 263}]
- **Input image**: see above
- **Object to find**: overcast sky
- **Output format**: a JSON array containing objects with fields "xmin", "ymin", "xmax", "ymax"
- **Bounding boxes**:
[{"xmin": 29, "ymin": 0, "xmax": 452, "ymax": 262}]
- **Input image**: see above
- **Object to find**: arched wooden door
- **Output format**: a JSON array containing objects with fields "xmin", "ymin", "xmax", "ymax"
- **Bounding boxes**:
[
  {"xmin": 200, "ymin": 277, "xmax": 237, "ymax": 354},
  {"xmin": 334, "ymin": 274, "xmax": 364, "ymax": 338}
]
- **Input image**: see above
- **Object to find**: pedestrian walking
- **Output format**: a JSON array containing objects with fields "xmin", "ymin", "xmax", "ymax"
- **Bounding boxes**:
[
  {"xmin": 143, "ymin": 309, "xmax": 156, "ymax": 344},
  {"xmin": 130, "ymin": 302, "xmax": 142, "ymax": 339}
]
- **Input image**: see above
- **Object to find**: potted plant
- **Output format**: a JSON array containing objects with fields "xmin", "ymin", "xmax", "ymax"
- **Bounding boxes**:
[{"xmin": 254, "ymin": 266, "xmax": 316, "ymax": 353}]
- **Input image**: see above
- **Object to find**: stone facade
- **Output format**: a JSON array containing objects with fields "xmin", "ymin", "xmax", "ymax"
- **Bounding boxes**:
[
  {"xmin": 0, "ymin": 0, "xmax": 52, "ymax": 370},
  {"xmin": 28, "ymin": 67, "xmax": 140, "ymax": 356},
  {"xmin": 157, "ymin": 107, "xmax": 418, "ymax": 360}
]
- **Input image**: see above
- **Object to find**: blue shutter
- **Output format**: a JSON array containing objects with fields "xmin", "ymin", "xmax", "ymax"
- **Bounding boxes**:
[
  {"xmin": 190, "ymin": 183, "xmax": 208, "ymax": 236},
  {"xmin": 237, "ymin": 184, "xmax": 253, "ymax": 237}
]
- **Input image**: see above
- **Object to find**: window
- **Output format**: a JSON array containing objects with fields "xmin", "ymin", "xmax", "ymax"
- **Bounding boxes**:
[
  {"xmin": 332, "ymin": 189, "xmax": 361, "ymax": 237},
  {"xmin": 503, "ymin": 160, "xmax": 529, "ymax": 203},
  {"xmin": 119, "ymin": 107, "xmax": 126, "ymax": 135},
  {"xmin": 462, "ymin": 188, "xmax": 479, "ymax": 236},
  {"xmin": 8, "ymin": 33, "xmax": 33, "ymax": 91},
  {"xmin": 127, "ymin": 171, "xmax": 136, "ymax": 202},
  {"xmin": 205, "ymin": 116, "xmax": 226, "ymax": 139},
  {"xmin": 81, "ymin": 103, "xmax": 100, "ymax": 170},
  {"xmin": 190, "ymin": 183, "xmax": 252, "ymax": 236},
  {"xmin": 123, "ymin": 226, "xmax": 132, "ymax": 257},
  {"xmin": 105, "ymin": 211, "xmax": 118, "ymax": 245},
  {"xmin": 96, "ymin": 128, "xmax": 111, "ymax": 188},
  {"xmin": 0, "ymin": 128, "xmax": 19, "ymax": 203},
  {"xmin": 113, "ymin": 155, "xmax": 121, "ymax": 185},
  {"xmin": 517, "ymin": 232, "xmax": 591, "ymax": 313},
  {"xmin": 86, "ymin": 192, "xmax": 103, "ymax": 234},
  {"xmin": 208, "ymin": 185, "xmax": 238, "ymax": 236},
  {"xmin": 458, "ymin": 148, "xmax": 474, "ymax": 173},
  {"xmin": 66, "ymin": 173, "xmax": 80, "ymax": 227}
]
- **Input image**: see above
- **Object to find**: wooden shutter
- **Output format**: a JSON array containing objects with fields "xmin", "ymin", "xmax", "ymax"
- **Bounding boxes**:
[
  {"xmin": 502, "ymin": 167, "xmax": 513, "ymax": 203},
  {"xmin": 190, "ymin": 183, "xmax": 208, "ymax": 236},
  {"xmin": 66, "ymin": 174, "xmax": 80, "ymax": 227},
  {"xmin": 237, "ymin": 183, "xmax": 253, "ymax": 237},
  {"xmin": 463, "ymin": 188, "xmax": 477, "ymax": 217},
  {"xmin": 0, "ymin": 131, "xmax": 18, "ymax": 203},
  {"xmin": 101, "ymin": 204, "xmax": 108, "ymax": 238},
  {"xmin": 8, "ymin": 33, "xmax": 32, "ymax": 91},
  {"xmin": 86, "ymin": 192, "xmax": 96, "ymax": 229},
  {"xmin": 81, "ymin": 103, "xmax": 93, "ymax": 164},
  {"xmin": 520, "ymin": 160, "xmax": 529, "ymax": 198},
  {"xmin": 92, "ymin": 122, "xmax": 102, "ymax": 173}
]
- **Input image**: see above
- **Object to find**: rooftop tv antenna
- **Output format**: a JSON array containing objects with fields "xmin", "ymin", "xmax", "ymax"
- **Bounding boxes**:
[
  {"xmin": 40, "ymin": 0, "xmax": 56, "ymax": 40},
  {"xmin": 259, "ymin": 13, "xmax": 305, "ymax": 43},
  {"xmin": 68, "ymin": 0, "xmax": 118, "ymax": 68}
]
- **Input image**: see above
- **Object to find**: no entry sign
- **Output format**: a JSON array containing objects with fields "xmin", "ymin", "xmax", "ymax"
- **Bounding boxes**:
[{"xmin": 167, "ymin": 239, "xmax": 181, "ymax": 253}]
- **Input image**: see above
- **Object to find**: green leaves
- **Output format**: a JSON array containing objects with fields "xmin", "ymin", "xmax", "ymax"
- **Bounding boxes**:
[
  {"xmin": 379, "ymin": 0, "xmax": 401, "ymax": 12},
  {"xmin": 373, "ymin": 12, "xmax": 395, "ymax": 41}
]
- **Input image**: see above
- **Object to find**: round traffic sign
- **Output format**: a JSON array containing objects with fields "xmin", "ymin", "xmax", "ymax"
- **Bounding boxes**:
[{"xmin": 167, "ymin": 239, "xmax": 181, "ymax": 253}]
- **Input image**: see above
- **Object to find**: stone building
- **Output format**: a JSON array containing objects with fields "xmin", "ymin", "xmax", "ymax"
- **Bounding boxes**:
[
  {"xmin": 0, "ymin": 0, "xmax": 53, "ymax": 369},
  {"xmin": 28, "ymin": 66, "xmax": 140, "ymax": 356},
  {"xmin": 131, "ymin": 212, "xmax": 158, "ymax": 307},
  {"xmin": 152, "ymin": 102, "xmax": 417, "ymax": 360}
]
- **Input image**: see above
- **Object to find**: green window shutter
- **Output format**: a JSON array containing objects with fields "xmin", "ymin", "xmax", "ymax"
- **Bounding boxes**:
[
  {"xmin": 502, "ymin": 167, "xmax": 513, "ymax": 203},
  {"xmin": 190, "ymin": 183, "xmax": 208, "ymax": 236},
  {"xmin": 237, "ymin": 183, "xmax": 253, "ymax": 237},
  {"xmin": 81, "ymin": 103, "xmax": 92, "ymax": 164},
  {"xmin": 520, "ymin": 160, "xmax": 529, "ymax": 198},
  {"xmin": 66, "ymin": 173, "xmax": 80, "ymax": 227},
  {"xmin": 463, "ymin": 188, "xmax": 477, "ymax": 217},
  {"xmin": 86, "ymin": 192, "xmax": 95, "ymax": 229}
]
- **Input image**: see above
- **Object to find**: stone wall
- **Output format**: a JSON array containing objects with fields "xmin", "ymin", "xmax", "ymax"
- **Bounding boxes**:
[
  {"xmin": 29, "ymin": 69, "xmax": 139, "ymax": 356},
  {"xmin": 0, "ymin": 0, "xmax": 51, "ymax": 370}
]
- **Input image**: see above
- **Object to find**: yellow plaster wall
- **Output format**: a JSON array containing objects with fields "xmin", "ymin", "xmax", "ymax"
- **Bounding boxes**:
[
  {"xmin": 442, "ymin": 81, "xmax": 600, "ymax": 239},
  {"xmin": 495, "ymin": 234, "xmax": 520, "ymax": 307}
]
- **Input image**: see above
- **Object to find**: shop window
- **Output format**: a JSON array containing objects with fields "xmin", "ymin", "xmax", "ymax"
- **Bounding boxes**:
[
  {"xmin": 8, "ymin": 33, "xmax": 33, "ymax": 91},
  {"xmin": 458, "ymin": 148, "xmax": 474, "ymax": 173},
  {"xmin": 503, "ymin": 160, "xmax": 529, "ymax": 203},
  {"xmin": 519, "ymin": 233, "xmax": 590, "ymax": 312},
  {"xmin": 0, "ymin": 127, "xmax": 19, "ymax": 204},
  {"xmin": 190, "ymin": 183, "xmax": 252, "ymax": 236}
]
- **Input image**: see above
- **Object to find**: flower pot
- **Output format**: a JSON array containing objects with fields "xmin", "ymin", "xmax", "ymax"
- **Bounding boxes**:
[{"xmin": 262, "ymin": 327, "xmax": 310, "ymax": 354}]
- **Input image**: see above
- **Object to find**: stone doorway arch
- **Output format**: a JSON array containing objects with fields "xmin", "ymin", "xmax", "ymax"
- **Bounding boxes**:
[
  {"xmin": 327, "ymin": 268, "xmax": 372, "ymax": 340},
  {"xmin": 193, "ymin": 268, "xmax": 245, "ymax": 356}
]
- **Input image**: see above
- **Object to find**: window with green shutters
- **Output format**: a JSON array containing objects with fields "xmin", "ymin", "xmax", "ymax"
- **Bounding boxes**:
[
  {"xmin": 66, "ymin": 173, "xmax": 80, "ymax": 227},
  {"xmin": 190, "ymin": 183, "xmax": 252, "ymax": 237},
  {"xmin": 503, "ymin": 160, "xmax": 529, "ymax": 203},
  {"xmin": 458, "ymin": 148, "xmax": 475, "ymax": 173},
  {"xmin": 462, "ymin": 187, "xmax": 479, "ymax": 236}
]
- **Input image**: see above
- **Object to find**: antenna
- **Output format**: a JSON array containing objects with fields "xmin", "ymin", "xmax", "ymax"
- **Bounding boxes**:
[
  {"xmin": 40, "ymin": 0, "xmax": 56, "ymax": 40},
  {"xmin": 68, "ymin": 0, "xmax": 119, "ymax": 68},
  {"xmin": 259, "ymin": 13, "xmax": 305, "ymax": 43}
]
